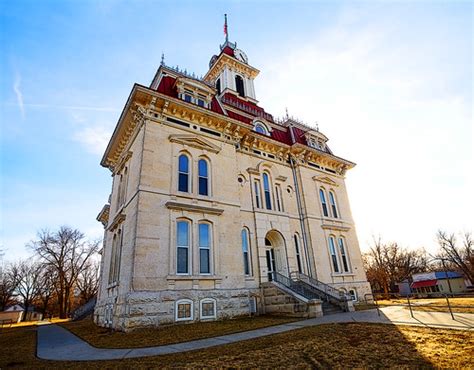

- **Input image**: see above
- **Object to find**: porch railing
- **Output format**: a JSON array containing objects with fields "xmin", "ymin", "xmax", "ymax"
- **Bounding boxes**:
[
  {"xmin": 290, "ymin": 272, "xmax": 350, "ymax": 302},
  {"xmin": 272, "ymin": 272, "xmax": 320, "ymax": 300}
]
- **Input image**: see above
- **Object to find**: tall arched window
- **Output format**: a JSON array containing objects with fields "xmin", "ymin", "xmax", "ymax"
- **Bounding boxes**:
[
  {"xmin": 329, "ymin": 191, "xmax": 339, "ymax": 218},
  {"xmin": 199, "ymin": 222, "xmax": 211, "ymax": 274},
  {"xmin": 216, "ymin": 78, "xmax": 221, "ymax": 95},
  {"xmin": 235, "ymin": 75, "xmax": 245, "ymax": 97},
  {"xmin": 338, "ymin": 237, "xmax": 350, "ymax": 272},
  {"xmin": 319, "ymin": 188, "xmax": 329, "ymax": 217},
  {"xmin": 198, "ymin": 159, "xmax": 209, "ymax": 196},
  {"xmin": 328, "ymin": 236, "xmax": 339, "ymax": 273},
  {"xmin": 263, "ymin": 173, "xmax": 272, "ymax": 210},
  {"xmin": 294, "ymin": 234, "xmax": 303, "ymax": 274},
  {"xmin": 241, "ymin": 228, "xmax": 251, "ymax": 275},
  {"xmin": 178, "ymin": 154, "xmax": 190, "ymax": 192},
  {"xmin": 177, "ymin": 220, "xmax": 190, "ymax": 274},
  {"xmin": 275, "ymin": 185, "xmax": 283, "ymax": 212},
  {"xmin": 254, "ymin": 180, "xmax": 261, "ymax": 208}
]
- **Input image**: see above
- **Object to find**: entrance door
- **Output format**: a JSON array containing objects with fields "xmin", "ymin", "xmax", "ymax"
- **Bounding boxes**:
[{"xmin": 266, "ymin": 249, "xmax": 276, "ymax": 281}]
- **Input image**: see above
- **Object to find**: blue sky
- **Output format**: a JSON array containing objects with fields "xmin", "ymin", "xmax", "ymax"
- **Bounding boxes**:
[{"xmin": 1, "ymin": 0, "xmax": 472, "ymax": 261}]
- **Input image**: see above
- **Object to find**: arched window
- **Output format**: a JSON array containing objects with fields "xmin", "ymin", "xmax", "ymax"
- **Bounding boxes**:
[
  {"xmin": 235, "ymin": 75, "xmax": 245, "ymax": 97},
  {"xmin": 319, "ymin": 188, "xmax": 329, "ymax": 217},
  {"xmin": 199, "ymin": 222, "xmax": 211, "ymax": 274},
  {"xmin": 275, "ymin": 185, "xmax": 283, "ymax": 212},
  {"xmin": 241, "ymin": 228, "xmax": 251, "ymax": 275},
  {"xmin": 254, "ymin": 180, "xmax": 261, "ymax": 208},
  {"xmin": 338, "ymin": 237, "xmax": 350, "ymax": 272},
  {"xmin": 328, "ymin": 236, "xmax": 339, "ymax": 273},
  {"xmin": 329, "ymin": 191, "xmax": 339, "ymax": 218},
  {"xmin": 178, "ymin": 154, "xmax": 190, "ymax": 193},
  {"xmin": 216, "ymin": 78, "xmax": 221, "ymax": 95},
  {"xmin": 175, "ymin": 299, "xmax": 193, "ymax": 321},
  {"xmin": 253, "ymin": 122, "xmax": 269, "ymax": 135},
  {"xmin": 294, "ymin": 234, "xmax": 303, "ymax": 274},
  {"xmin": 198, "ymin": 159, "xmax": 209, "ymax": 196},
  {"xmin": 200, "ymin": 298, "xmax": 217, "ymax": 319},
  {"xmin": 349, "ymin": 289, "xmax": 358, "ymax": 301},
  {"xmin": 263, "ymin": 173, "xmax": 272, "ymax": 210},
  {"xmin": 177, "ymin": 220, "xmax": 190, "ymax": 274}
]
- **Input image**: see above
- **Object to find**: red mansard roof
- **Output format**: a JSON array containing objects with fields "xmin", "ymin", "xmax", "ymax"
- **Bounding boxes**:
[
  {"xmin": 221, "ymin": 45, "xmax": 235, "ymax": 57},
  {"xmin": 155, "ymin": 74, "xmax": 309, "ymax": 148}
]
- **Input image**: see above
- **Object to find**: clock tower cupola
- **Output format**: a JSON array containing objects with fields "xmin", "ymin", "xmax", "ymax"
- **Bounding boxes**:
[{"xmin": 204, "ymin": 15, "xmax": 259, "ymax": 103}]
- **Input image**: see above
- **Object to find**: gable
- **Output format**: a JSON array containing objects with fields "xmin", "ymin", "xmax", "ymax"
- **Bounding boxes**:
[
  {"xmin": 169, "ymin": 134, "xmax": 221, "ymax": 153},
  {"xmin": 312, "ymin": 175, "xmax": 338, "ymax": 187}
]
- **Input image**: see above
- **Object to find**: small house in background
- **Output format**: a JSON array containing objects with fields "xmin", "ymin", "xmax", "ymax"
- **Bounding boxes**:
[
  {"xmin": 3, "ymin": 304, "xmax": 43, "ymax": 322},
  {"xmin": 411, "ymin": 271, "xmax": 466, "ymax": 295}
]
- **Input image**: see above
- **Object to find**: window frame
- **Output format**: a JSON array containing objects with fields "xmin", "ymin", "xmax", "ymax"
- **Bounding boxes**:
[
  {"xmin": 198, "ymin": 158, "xmax": 210, "ymax": 196},
  {"xmin": 175, "ymin": 299, "xmax": 194, "ymax": 322},
  {"xmin": 254, "ymin": 180, "xmax": 261, "ymax": 208},
  {"xmin": 328, "ymin": 190, "xmax": 339, "ymax": 218},
  {"xmin": 235, "ymin": 74, "xmax": 245, "ymax": 97},
  {"xmin": 241, "ymin": 228, "xmax": 252, "ymax": 276},
  {"xmin": 294, "ymin": 234, "xmax": 303, "ymax": 274},
  {"xmin": 176, "ymin": 220, "xmax": 191, "ymax": 275},
  {"xmin": 337, "ymin": 237, "xmax": 350, "ymax": 273},
  {"xmin": 198, "ymin": 222, "xmax": 211, "ymax": 275},
  {"xmin": 275, "ymin": 184, "xmax": 283, "ymax": 212},
  {"xmin": 253, "ymin": 122, "xmax": 269, "ymax": 136},
  {"xmin": 199, "ymin": 298, "xmax": 217, "ymax": 320},
  {"xmin": 328, "ymin": 236, "xmax": 340, "ymax": 273},
  {"xmin": 319, "ymin": 188, "xmax": 329, "ymax": 217},
  {"xmin": 178, "ymin": 154, "xmax": 191, "ymax": 193},
  {"xmin": 262, "ymin": 172, "xmax": 273, "ymax": 210}
]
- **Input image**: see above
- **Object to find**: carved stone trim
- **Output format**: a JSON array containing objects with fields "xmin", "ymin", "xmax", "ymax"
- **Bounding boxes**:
[
  {"xmin": 313, "ymin": 175, "xmax": 339, "ymax": 187},
  {"xmin": 165, "ymin": 201, "xmax": 224, "ymax": 215},
  {"xmin": 108, "ymin": 213, "xmax": 126, "ymax": 231},
  {"xmin": 275, "ymin": 175, "xmax": 288, "ymax": 182},
  {"xmin": 169, "ymin": 134, "xmax": 221, "ymax": 153},
  {"xmin": 246, "ymin": 167, "xmax": 260, "ymax": 175},
  {"xmin": 96, "ymin": 204, "xmax": 110, "ymax": 227},
  {"xmin": 321, "ymin": 223, "xmax": 350, "ymax": 232}
]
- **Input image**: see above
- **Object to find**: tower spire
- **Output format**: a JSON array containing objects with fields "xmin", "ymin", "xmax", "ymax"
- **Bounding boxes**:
[{"xmin": 224, "ymin": 14, "xmax": 228, "ymax": 42}]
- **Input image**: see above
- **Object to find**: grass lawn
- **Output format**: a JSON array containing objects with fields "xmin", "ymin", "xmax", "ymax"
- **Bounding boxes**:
[
  {"xmin": 1, "ymin": 320, "xmax": 473, "ymax": 368},
  {"xmin": 376, "ymin": 297, "xmax": 474, "ymax": 314},
  {"xmin": 60, "ymin": 315, "xmax": 297, "ymax": 348}
]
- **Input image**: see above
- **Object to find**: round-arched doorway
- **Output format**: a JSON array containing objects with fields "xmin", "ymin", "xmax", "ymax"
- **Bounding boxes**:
[{"xmin": 264, "ymin": 230, "xmax": 286, "ymax": 281}]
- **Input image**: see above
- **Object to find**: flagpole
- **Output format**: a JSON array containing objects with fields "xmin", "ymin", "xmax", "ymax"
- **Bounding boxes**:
[{"xmin": 224, "ymin": 14, "xmax": 228, "ymax": 43}]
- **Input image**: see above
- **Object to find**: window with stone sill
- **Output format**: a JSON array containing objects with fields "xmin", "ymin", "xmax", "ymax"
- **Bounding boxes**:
[
  {"xmin": 200, "ymin": 298, "xmax": 216, "ymax": 319},
  {"xmin": 175, "ymin": 299, "xmax": 193, "ymax": 321}
]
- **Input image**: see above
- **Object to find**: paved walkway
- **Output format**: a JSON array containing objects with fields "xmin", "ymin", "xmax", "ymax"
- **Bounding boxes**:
[{"xmin": 37, "ymin": 306, "xmax": 474, "ymax": 361}]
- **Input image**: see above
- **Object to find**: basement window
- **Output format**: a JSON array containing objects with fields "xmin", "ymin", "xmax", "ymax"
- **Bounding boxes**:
[{"xmin": 175, "ymin": 299, "xmax": 193, "ymax": 321}]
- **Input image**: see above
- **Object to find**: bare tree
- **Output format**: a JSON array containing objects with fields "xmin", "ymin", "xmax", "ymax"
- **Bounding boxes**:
[
  {"xmin": 35, "ymin": 265, "xmax": 57, "ymax": 317},
  {"xmin": 363, "ymin": 236, "xmax": 427, "ymax": 296},
  {"xmin": 436, "ymin": 230, "xmax": 474, "ymax": 283},
  {"xmin": 0, "ymin": 263, "xmax": 19, "ymax": 311},
  {"xmin": 76, "ymin": 260, "xmax": 100, "ymax": 304},
  {"xmin": 29, "ymin": 226, "xmax": 99, "ymax": 318},
  {"xmin": 11, "ymin": 260, "xmax": 42, "ymax": 321}
]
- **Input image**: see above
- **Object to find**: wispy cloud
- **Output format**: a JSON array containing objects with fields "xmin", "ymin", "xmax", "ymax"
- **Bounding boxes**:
[
  {"xmin": 73, "ymin": 125, "xmax": 112, "ymax": 155},
  {"xmin": 13, "ymin": 73, "xmax": 25, "ymax": 118}
]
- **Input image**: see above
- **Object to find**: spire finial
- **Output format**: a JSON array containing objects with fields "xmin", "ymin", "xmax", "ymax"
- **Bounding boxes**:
[
  {"xmin": 224, "ymin": 14, "xmax": 229, "ymax": 42},
  {"xmin": 285, "ymin": 107, "xmax": 289, "ymax": 119},
  {"xmin": 160, "ymin": 52, "xmax": 165, "ymax": 66}
]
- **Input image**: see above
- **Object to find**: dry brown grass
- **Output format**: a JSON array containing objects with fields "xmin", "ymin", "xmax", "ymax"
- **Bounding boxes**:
[
  {"xmin": 61, "ymin": 315, "xmax": 297, "ymax": 348},
  {"xmin": 1, "ymin": 322, "xmax": 472, "ymax": 368},
  {"xmin": 376, "ymin": 297, "xmax": 474, "ymax": 314}
]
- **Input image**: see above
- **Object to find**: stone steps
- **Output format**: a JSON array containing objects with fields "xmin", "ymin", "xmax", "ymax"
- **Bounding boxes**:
[{"xmin": 262, "ymin": 283, "xmax": 322, "ymax": 319}]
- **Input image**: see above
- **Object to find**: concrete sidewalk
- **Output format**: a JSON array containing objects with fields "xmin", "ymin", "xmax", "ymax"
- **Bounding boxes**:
[{"xmin": 37, "ymin": 306, "xmax": 474, "ymax": 361}]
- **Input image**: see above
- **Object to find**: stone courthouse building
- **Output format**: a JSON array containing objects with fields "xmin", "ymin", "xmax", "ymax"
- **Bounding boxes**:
[{"xmin": 95, "ymin": 32, "xmax": 371, "ymax": 330}]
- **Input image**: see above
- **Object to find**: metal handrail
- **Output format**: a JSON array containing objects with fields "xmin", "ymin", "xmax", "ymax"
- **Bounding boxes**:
[
  {"xmin": 293, "ymin": 272, "xmax": 349, "ymax": 302},
  {"xmin": 272, "ymin": 272, "xmax": 320, "ymax": 300}
]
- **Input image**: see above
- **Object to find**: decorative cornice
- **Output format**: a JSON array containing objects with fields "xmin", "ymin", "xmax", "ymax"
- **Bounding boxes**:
[
  {"xmin": 246, "ymin": 167, "xmax": 260, "ymax": 175},
  {"xmin": 321, "ymin": 222, "xmax": 350, "ymax": 232},
  {"xmin": 312, "ymin": 175, "xmax": 338, "ymax": 187},
  {"xmin": 275, "ymin": 175, "xmax": 288, "ymax": 182},
  {"xmin": 165, "ymin": 201, "xmax": 224, "ymax": 215},
  {"xmin": 169, "ymin": 134, "xmax": 221, "ymax": 153},
  {"xmin": 96, "ymin": 204, "xmax": 110, "ymax": 228},
  {"xmin": 204, "ymin": 53, "xmax": 259, "ymax": 82},
  {"xmin": 108, "ymin": 212, "xmax": 126, "ymax": 231}
]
